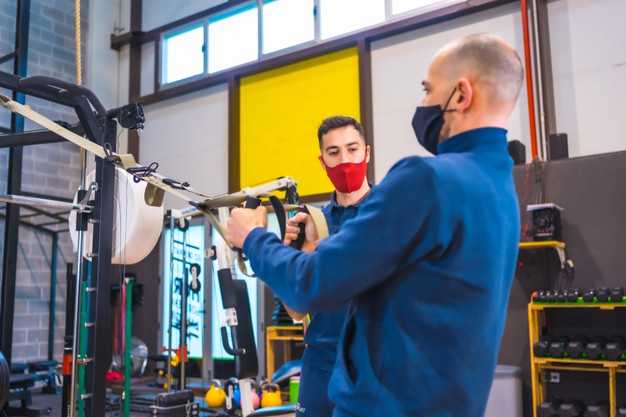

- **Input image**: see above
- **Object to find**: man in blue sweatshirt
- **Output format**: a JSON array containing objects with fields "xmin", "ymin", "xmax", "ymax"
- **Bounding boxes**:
[
  {"xmin": 227, "ymin": 33, "xmax": 523, "ymax": 417},
  {"xmin": 283, "ymin": 116, "xmax": 372, "ymax": 417}
]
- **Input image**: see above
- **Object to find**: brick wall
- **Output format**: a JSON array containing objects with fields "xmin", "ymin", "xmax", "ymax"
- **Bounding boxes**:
[{"xmin": 0, "ymin": 0, "xmax": 89, "ymax": 364}]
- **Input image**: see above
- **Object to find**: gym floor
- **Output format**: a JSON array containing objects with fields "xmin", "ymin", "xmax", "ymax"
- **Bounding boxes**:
[{"xmin": 13, "ymin": 392, "xmax": 219, "ymax": 417}]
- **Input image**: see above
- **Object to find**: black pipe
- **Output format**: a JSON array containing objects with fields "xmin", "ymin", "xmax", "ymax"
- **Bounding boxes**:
[
  {"xmin": 61, "ymin": 263, "xmax": 76, "ymax": 417},
  {"xmin": 0, "ymin": 0, "xmax": 30, "ymax": 365},
  {"xmin": 19, "ymin": 76, "xmax": 106, "ymax": 117},
  {"xmin": 48, "ymin": 233, "xmax": 58, "ymax": 360}
]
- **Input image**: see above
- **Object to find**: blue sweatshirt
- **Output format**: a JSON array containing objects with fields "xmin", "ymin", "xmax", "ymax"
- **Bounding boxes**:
[{"xmin": 244, "ymin": 128, "xmax": 520, "ymax": 417}]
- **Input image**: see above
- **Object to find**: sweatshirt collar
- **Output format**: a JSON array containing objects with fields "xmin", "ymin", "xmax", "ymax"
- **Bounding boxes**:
[{"xmin": 438, "ymin": 127, "xmax": 508, "ymax": 155}]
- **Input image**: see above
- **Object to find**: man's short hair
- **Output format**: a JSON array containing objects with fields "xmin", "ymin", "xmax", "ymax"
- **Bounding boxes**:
[
  {"xmin": 443, "ymin": 33, "xmax": 524, "ymax": 104},
  {"xmin": 317, "ymin": 116, "xmax": 365, "ymax": 149}
]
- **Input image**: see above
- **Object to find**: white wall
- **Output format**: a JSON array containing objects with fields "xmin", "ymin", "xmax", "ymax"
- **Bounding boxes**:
[
  {"xmin": 142, "ymin": 0, "xmax": 226, "ymax": 32},
  {"xmin": 369, "ymin": 0, "xmax": 626, "ymax": 182},
  {"xmin": 548, "ymin": 0, "xmax": 626, "ymax": 157},
  {"xmin": 139, "ymin": 83, "xmax": 229, "ymax": 210},
  {"xmin": 140, "ymin": 41, "xmax": 155, "ymax": 97},
  {"xmin": 86, "ymin": 0, "xmax": 128, "ymax": 110},
  {"xmin": 86, "ymin": 0, "xmax": 131, "ymax": 153},
  {"xmin": 370, "ymin": 2, "xmax": 528, "ymax": 183}
]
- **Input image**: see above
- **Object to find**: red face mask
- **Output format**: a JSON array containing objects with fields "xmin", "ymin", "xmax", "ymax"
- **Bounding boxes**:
[{"xmin": 323, "ymin": 155, "xmax": 367, "ymax": 193}]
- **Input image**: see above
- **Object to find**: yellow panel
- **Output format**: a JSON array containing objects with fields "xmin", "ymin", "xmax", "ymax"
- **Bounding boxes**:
[{"xmin": 240, "ymin": 48, "xmax": 360, "ymax": 197}]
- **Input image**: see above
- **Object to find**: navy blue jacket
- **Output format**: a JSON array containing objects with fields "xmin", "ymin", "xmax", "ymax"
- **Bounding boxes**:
[{"xmin": 244, "ymin": 128, "xmax": 520, "ymax": 417}]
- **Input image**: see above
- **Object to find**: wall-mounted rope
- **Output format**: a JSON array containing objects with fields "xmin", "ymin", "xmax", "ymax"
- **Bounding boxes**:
[{"xmin": 75, "ymin": 0, "xmax": 82, "ymax": 85}]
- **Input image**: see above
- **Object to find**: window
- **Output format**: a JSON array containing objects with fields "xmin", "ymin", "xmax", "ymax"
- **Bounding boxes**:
[
  {"xmin": 262, "ymin": 0, "xmax": 315, "ymax": 55},
  {"xmin": 208, "ymin": 4, "xmax": 259, "ymax": 74},
  {"xmin": 209, "ymin": 213, "xmax": 282, "ymax": 360},
  {"xmin": 162, "ymin": 25, "xmax": 205, "ymax": 84},
  {"xmin": 158, "ymin": 0, "xmax": 472, "ymax": 89},
  {"xmin": 210, "ymin": 247, "xmax": 259, "ymax": 360},
  {"xmin": 161, "ymin": 224, "xmax": 205, "ymax": 359},
  {"xmin": 391, "ymin": 0, "xmax": 467, "ymax": 16},
  {"xmin": 320, "ymin": 0, "xmax": 386, "ymax": 40}
]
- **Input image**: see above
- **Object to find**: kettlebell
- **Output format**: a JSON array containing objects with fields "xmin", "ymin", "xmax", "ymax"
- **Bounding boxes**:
[
  {"xmin": 205, "ymin": 379, "xmax": 226, "ymax": 408},
  {"xmin": 260, "ymin": 381, "xmax": 282, "ymax": 408},
  {"xmin": 249, "ymin": 379, "xmax": 261, "ymax": 409},
  {"xmin": 233, "ymin": 383, "xmax": 241, "ymax": 408}
]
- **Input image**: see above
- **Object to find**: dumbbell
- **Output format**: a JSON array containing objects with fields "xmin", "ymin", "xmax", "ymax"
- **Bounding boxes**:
[
  {"xmin": 610, "ymin": 287, "xmax": 625, "ymax": 303},
  {"xmin": 585, "ymin": 402, "xmax": 610, "ymax": 417},
  {"xmin": 566, "ymin": 336, "xmax": 589, "ymax": 359},
  {"xmin": 585, "ymin": 336, "xmax": 608, "ymax": 360},
  {"xmin": 556, "ymin": 290, "xmax": 567, "ymax": 302},
  {"xmin": 558, "ymin": 399, "xmax": 585, "ymax": 417},
  {"xmin": 537, "ymin": 399, "xmax": 562, "ymax": 417},
  {"xmin": 549, "ymin": 336, "xmax": 571, "ymax": 358},
  {"xmin": 604, "ymin": 336, "xmax": 626, "ymax": 361},
  {"xmin": 582, "ymin": 288, "xmax": 597, "ymax": 303},
  {"xmin": 617, "ymin": 405, "xmax": 626, "ymax": 417},
  {"xmin": 534, "ymin": 335, "xmax": 553, "ymax": 358},
  {"xmin": 533, "ymin": 291, "xmax": 547, "ymax": 303},
  {"xmin": 567, "ymin": 288, "xmax": 581, "ymax": 303},
  {"xmin": 596, "ymin": 287, "xmax": 610, "ymax": 302},
  {"xmin": 546, "ymin": 290, "xmax": 558, "ymax": 302}
]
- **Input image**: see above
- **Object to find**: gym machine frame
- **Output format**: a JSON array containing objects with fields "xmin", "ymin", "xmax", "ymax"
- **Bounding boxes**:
[{"xmin": 0, "ymin": 70, "xmax": 134, "ymax": 417}]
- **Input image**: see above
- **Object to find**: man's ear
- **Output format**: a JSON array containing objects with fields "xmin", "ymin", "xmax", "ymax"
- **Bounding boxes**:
[
  {"xmin": 318, "ymin": 154, "xmax": 326, "ymax": 170},
  {"xmin": 365, "ymin": 145, "xmax": 371, "ymax": 164},
  {"xmin": 455, "ymin": 77, "xmax": 473, "ymax": 113}
]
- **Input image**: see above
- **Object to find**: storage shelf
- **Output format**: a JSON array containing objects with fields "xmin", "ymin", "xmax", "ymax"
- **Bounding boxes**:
[
  {"xmin": 265, "ymin": 325, "xmax": 303, "ymax": 380},
  {"xmin": 534, "ymin": 358, "xmax": 624, "ymax": 367},
  {"xmin": 520, "ymin": 241, "xmax": 568, "ymax": 272},
  {"xmin": 529, "ymin": 303, "xmax": 624, "ymax": 417},
  {"xmin": 530, "ymin": 302, "xmax": 626, "ymax": 310},
  {"xmin": 520, "ymin": 240, "xmax": 565, "ymax": 249}
]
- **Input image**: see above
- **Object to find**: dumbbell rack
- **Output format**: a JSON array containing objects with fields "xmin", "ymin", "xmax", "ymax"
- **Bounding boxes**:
[{"xmin": 529, "ymin": 301, "xmax": 626, "ymax": 417}]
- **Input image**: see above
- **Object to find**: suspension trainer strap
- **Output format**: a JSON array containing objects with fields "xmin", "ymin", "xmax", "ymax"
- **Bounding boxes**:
[
  {"xmin": 0, "ymin": 94, "xmax": 236, "ymax": 243},
  {"xmin": 302, "ymin": 204, "xmax": 329, "ymax": 241},
  {"xmin": 0, "ymin": 95, "xmax": 324, "ymax": 252}
]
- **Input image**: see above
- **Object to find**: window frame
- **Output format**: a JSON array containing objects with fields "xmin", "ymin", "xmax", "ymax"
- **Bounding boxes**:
[
  {"xmin": 156, "ymin": 0, "xmax": 472, "ymax": 91},
  {"xmin": 260, "ymin": 0, "xmax": 318, "ymax": 58},
  {"xmin": 160, "ymin": 21, "xmax": 208, "ymax": 88},
  {"xmin": 207, "ymin": 1, "xmax": 260, "ymax": 75},
  {"xmin": 389, "ymin": 0, "xmax": 468, "ymax": 19},
  {"xmin": 318, "ymin": 0, "xmax": 387, "ymax": 41}
]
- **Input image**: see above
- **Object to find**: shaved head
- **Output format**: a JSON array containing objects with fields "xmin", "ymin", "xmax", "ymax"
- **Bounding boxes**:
[{"xmin": 435, "ymin": 33, "xmax": 523, "ymax": 108}]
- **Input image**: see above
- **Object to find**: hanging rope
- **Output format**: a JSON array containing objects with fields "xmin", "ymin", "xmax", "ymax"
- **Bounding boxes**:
[
  {"xmin": 74, "ymin": 0, "xmax": 86, "ymax": 169},
  {"xmin": 74, "ymin": 0, "xmax": 82, "ymax": 85}
]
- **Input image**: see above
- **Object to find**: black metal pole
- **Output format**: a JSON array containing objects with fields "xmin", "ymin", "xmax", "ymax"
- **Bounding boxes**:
[
  {"xmin": 62, "ymin": 263, "xmax": 76, "ymax": 417},
  {"xmin": 48, "ymin": 232, "xmax": 59, "ymax": 360},
  {"xmin": 0, "ymin": 0, "xmax": 30, "ymax": 365},
  {"xmin": 84, "ymin": 117, "xmax": 116, "ymax": 417}
]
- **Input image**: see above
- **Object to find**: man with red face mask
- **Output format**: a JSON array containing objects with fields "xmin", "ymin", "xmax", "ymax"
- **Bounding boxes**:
[{"xmin": 283, "ymin": 115, "xmax": 371, "ymax": 417}]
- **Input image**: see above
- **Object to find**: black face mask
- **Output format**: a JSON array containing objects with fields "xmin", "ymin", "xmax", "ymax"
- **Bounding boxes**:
[{"xmin": 411, "ymin": 87, "xmax": 457, "ymax": 155}]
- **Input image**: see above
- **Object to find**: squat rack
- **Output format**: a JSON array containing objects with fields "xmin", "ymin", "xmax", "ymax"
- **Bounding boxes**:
[{"xmin": 0, "ymin": 69, "xmax": 122, "ymax": 417}]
